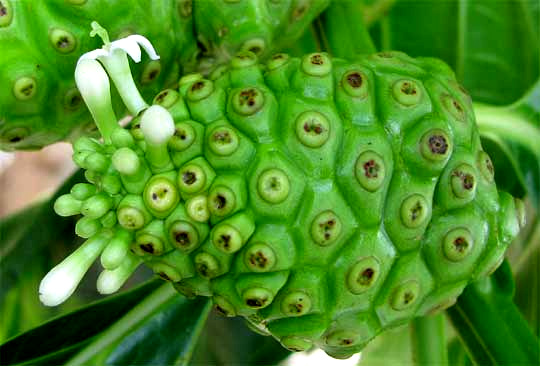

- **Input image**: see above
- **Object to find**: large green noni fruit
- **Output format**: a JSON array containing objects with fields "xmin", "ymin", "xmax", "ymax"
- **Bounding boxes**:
[
  {"xmin": 50, "ymin": 50, "xmax": 524, "ymax": 359},
  {"xmin": 0, "ymin": 0, "xmax": 329, "ymax": 151}
]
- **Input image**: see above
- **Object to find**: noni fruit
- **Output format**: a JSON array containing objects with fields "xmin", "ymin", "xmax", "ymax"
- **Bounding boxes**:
[
  {"xmin": 0, "ymin": 0, "xmax": 328, "ymax": 151},
  {"xmin": 42, "ymin": 36, "xmax": 524, "ymax": 359}
]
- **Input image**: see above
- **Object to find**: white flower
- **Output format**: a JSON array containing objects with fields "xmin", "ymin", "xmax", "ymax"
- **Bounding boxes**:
[
  {"xmin": 77, "ymin": 22, "xmax": 160, "ymax": 116},
  {"xmin": 78, "ymin": 34, "xmax": 160, "ymax": 66},
  {"xmin": 75, "ymin": 58, "xmax": 117, "ymax": 143},
  {"xmin": 39, "ymin": 233, "xmax": 110, "ymax": 306}
]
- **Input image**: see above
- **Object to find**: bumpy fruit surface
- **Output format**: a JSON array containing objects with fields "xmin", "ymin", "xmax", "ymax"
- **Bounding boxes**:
[
  {"xmin": 194, "ymin": 0, "xmax": 329, "ymax": 63},
  {"xmin": 55, "ymin": 51, "xmax": 523, "ymax": 359},
  {"xmin": 0, "ymin": 0, "xmax": 328, "ymax": 151},
  {"xmin": 0, "ymin": 0, "xmax": 196, "ymax": 150}
]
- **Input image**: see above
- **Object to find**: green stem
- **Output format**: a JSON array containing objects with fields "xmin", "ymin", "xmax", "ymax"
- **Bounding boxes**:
[
  {"xmin": 474, "ymin": 103, "xmax": 540, "ymax": 158},
  {"xmin": 411, "ymin": 314, "xmax": 448, "ymax": 366},
  {"xmin": 319, "ymin": 0, "xmax": 376, "ymax": 58},
  {"xmin": 446, "ymin": 260, "xmax": 540, "ymax": 365}
]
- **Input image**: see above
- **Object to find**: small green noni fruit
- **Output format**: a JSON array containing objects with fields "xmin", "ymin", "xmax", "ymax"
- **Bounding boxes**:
[
  {"xmin": 0, "ymin": 0, "xmax": 197, "ymax": 150},
  {"xmin": 45, "ymin": 48, "xmax": 524, "ymax": 359}
]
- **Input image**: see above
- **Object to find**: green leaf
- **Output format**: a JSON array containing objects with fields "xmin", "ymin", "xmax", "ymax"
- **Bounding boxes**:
[
  {"xmin": 191, "ymin": 314, "xmax": 291, "ymax": 365},
  {"xmin": 79, "ymin": 287, "xmax": 211, "ymax": 366},
  {"xmin": 370, "ymin": 0, "xmax": 539, "ymax": 105},
  {"xmin": 474, "ymin": 80, "xmax": 540, "ymax": 209},
  {"xmin": 0, "ymin": 280, "xmax": 161, "ymax": 365},
  {"xmin": 447, "ymin": 338, "xmax": 473, "ymax": 366},
  {"xmin": 514, "ymin": 222, "xmax": 540, "ymax": 337},
  {"xmin": 447, "ymin": 260, "xmax": 540, "ymax": 366}
]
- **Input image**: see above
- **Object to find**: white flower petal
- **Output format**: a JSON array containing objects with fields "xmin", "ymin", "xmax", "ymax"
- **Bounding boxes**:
[
  {"xmin": 75, "ymin": 59, "xmax": 111, "ymax": 102},
  {"xmin": 128, "ymin": 35, "xmax": 160, "ymax": 61},
  {"xmin": 77, "ymin": 49, "xmax": 109, "ymax": 65},
  {"xmin": 38, "ymin": 233, "xmax": 110, "ymax": 306},
  {"xmin": 39, "ymin": 265, "xmax": 80, "ymax": 307},
  {"xmin": 109, "ymin": 37, "xmax": 142, "ymax": 63}
]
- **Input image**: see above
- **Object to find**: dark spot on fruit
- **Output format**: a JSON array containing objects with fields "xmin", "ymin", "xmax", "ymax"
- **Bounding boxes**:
[
  {"xmin": 183, "ymin": 171, "xmax": 197, "ymax": 185},
  {"xmin": 148, "ymin": 70, "xmax": 158, "ymax": 80},
  {"xmin": 429, "ymin": 135, "xmax": 448, "ymax": 154},
  {"xmin": 220, "ymin": 235, "xmax": 231, "ymax": 249},
  {"xmin": 358, "ymin": 268, "xmax": 374, "ymax": 285},
  {"xmin": 347, "ymin": 72, "xmax": 363, "ymax": 88},
  {"xmin": 410, "ymin": 201, "xmax": 423, "ymax": 221},
  {"xmin": 289, "ymin": 303, "xmax": 303, "ymax": 314},
  {"xmin": 156, "ymin": 91, "xmax": 168, "ymax": 103},
  {"xmin": 215, "ymin": 305, "xmax": 228, "ymax": 316},
  {"xmin": 140, "ymin": 243, "xmax": 154, "ymax": 254},
  {"xmin": 158, "ymin": 272, "xmax": 170, "ymax": 281},
  {"xmin": 485, "ymin": 157, "xmax": 494, "ymax": 175},
  {"xmin": 303, "ymin": 120, "xmax": 324, "ymax": 134},
  {"xmin": 403, "ymin": 291, "xmax": 414, "ymax": 304},
  {"xmin": 247, "ymin": 298, "xmax": 265, "ymax": 307},
  {"xmin": 57, "ymin": 36, "xmax": 71, "ymax": 49},
  {"xmin": 363, "ymin": 159, "xmax": 379, "ymax": 178},
  {"xmin": 191, "ymin": 81, "xmax": 204, "ymax": 91},
  {"xmin": 9, "ymin": 136, "xmax": 22, "ymax": 143},
  {"xmin": 377, "ymin": 52, "xmax": 393, "ymax": 58},
  {"xmin": 175, "ymin": 231, "xmax": 190, "ymax": 246},
  {"xmin": 69, "ymin": 94, "xmax": 82, "ymax": 107},
  {"xmin": 0, "ymin": 3, "xmax": 6, "ymax": 16},
  {"xmin": 452, "ymin": 170, "xmax": 474, "ymax": 190},
  {"xmin": 174, "ymin": 128, "xmax": 187, "ymax": 140},
  {"xmin": 273, "ymin": 54, "xmax": 284, "ymax": 60},
  {"xmin": 341, "ymin": 339, "xmax": 353, "ymax": 345},
  {"xmin": 310, "ymin": 54, "xmax": 323, "ymax": 65},
  {"xmin": 21, "ymin": 84, "xmax": 34, "ymax": 96},
  {"xmin": 215, "ymin": 195, "xmax": 226, "ymax": 209},
  {"xmin": 152, "ymin": 193, "xmax": 158, "ymax": 200},
  {"xmin": 453, "ymin": 99, "xmax": 463, "ymax": 113},
  {"xmin": 249, "ymin": 46, "xmax": 261, "ymax": 54},
  {"xmin": 400, "ymin": 82, "xmax": 417, "ymax": 95},
  {"xmin": 214, "ymin": 131, "xmax": 231, "ymax": 143},
  {"xmin": 250, "ymin": 251, "xmax": 268, "ymax": 268},
  {"xmin": 198, "ymin": 264, "xmax": 208, "ymax": 277},
  {"xmin": 238, "ymin": 89, "xmax": 258, "ymax": 107},
  {"xmin": 453, "ymin": 237, "xmax": 468, "ymax": 252}
]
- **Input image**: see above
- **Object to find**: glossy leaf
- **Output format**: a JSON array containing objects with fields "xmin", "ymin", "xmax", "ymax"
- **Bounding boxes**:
[
  {"xmin": 369, "ymin": 0, "xmax": 539, "ymax": 105},
  {"xmin": 447, "ymin": 260, "xmax": 540, "ymax": 366},
  {"xmin": 69, "ymin": 285, "xmax": 211, "ymax": 366},
  {"xmin": 514, "ymin": 222, "xmax": 540, "ymax": 337},
  {"xmin": 0, "ymin": 280, "xmax": 161, "ymax": 365},
  {"xmin": 475, "ymin": 80, "xmax": 540, "ymax": 209}
]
